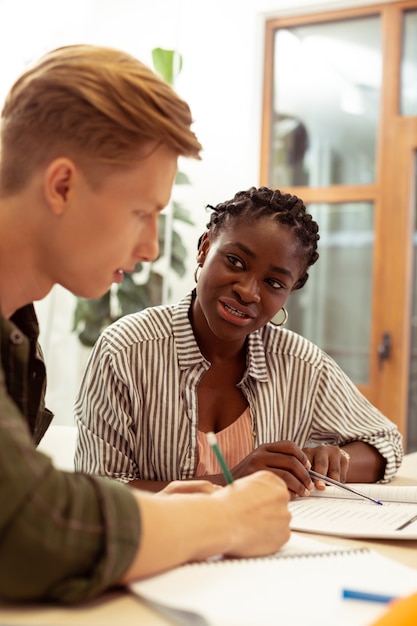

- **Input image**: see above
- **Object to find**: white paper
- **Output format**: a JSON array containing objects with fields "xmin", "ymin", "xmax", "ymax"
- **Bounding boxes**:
[
  {"xmin": 309, "ymin": 483, "xmax": 417, "ymax": 503},
  {"xmin": 130, "ymin": 536, "xmax": 417, "ymax": 626},
  {"xmin": 289, "ymin": 495, "xmax": 417, "ymax": 539}
]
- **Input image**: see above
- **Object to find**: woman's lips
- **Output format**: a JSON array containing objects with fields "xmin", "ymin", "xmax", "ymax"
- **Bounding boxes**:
[{"xmin": 218, "ymin": 298, "xmax": 255, "ymax": 326}]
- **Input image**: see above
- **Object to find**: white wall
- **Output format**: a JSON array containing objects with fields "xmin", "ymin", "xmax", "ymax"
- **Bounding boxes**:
[{"xmin": 0, "ymin": 0, "xmax": 389, "ymax": 425}]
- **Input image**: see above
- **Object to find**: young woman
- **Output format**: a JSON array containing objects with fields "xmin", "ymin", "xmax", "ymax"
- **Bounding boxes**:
[{"xmin": 75, "ymin": 186, "xmax": 403, "ymax": 498}]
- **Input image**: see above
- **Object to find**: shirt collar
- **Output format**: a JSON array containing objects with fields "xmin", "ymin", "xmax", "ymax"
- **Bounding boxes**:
[{"xmin": 3, "ymin": 304, "xmax": 40, "ymax": 341}]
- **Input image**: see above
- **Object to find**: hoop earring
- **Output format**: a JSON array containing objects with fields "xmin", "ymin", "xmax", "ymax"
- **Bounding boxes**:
[
  {"xmin": 194, "ymin": 265, "xmax": 202, "ymax": 283},
  {"xmin": 270, "ymin": 307, "xmax": 288, "ymax": 327}
]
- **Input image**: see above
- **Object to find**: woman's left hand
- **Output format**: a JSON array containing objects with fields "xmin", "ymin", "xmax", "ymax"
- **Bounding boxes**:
[{"xmin": 303, "ymin": 445, "xmax": 350, "ymax": 489}]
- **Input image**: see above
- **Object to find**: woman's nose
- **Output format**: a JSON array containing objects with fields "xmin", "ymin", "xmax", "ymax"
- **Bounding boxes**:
[{"xmin": 234, "ymin": 274, "xmax": 261, "ymax": 303}]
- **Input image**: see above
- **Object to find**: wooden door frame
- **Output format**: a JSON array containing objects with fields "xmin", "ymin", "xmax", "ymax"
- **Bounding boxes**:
[{"xmin": 260, "ymin": 1, "xmax": 417, "ymax": 442}]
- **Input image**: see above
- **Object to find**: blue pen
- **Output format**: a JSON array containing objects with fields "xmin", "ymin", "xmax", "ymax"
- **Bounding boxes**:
[
  {"xmin": 206, "ymin": 431, "xmax": 234, "ymax": 484},
  {"xmin": 342, "ymin": 589, "xmax": 397, "ymax": 604}
]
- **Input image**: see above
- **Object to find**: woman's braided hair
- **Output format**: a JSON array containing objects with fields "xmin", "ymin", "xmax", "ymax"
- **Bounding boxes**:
[{"xmin": 204, "ymin": 186, "xmax": 320, "ymax": 290}]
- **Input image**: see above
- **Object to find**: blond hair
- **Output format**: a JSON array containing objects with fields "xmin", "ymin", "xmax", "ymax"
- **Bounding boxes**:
[{"xmin": 0, "ymin": 44, "xmax": 202, "ymax": 193}]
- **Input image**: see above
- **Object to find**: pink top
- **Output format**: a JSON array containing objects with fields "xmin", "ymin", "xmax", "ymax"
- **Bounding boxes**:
[{"xmin": 196, "ymin": 407, "xmax": 254, "ymax": 476}]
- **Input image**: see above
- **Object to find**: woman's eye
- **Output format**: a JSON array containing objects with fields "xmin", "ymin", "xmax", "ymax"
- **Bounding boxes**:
[
  {"xmin": 267, "ymin": 278, "xmax": 283, "ymax": 290},
  {"xmin": 227, "ymin": 255, "xmax": 244, "ymax": 269}
]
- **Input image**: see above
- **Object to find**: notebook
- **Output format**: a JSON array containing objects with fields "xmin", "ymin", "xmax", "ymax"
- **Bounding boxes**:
[
  {"xmin": 130, "ymin": 534, "xmax": 417, "ymax": 626},
  {"xmin": 289, "ymin": 484, "xmax": 417, "ymax": 539}
]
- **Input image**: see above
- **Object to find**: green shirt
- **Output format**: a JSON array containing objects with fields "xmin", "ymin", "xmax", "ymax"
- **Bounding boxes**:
[{"xmin": 0, "ymin": 305, "xmax": 140, "ymax": 604}]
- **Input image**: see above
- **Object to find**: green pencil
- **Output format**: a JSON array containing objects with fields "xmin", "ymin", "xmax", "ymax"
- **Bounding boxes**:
[{"xmin": 206, "ymin": 431, "xmax": 234, "ymax": 484}]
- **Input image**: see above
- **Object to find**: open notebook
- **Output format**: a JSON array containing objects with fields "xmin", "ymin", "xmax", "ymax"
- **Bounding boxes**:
[
  {"xmin": 130, "ymin": 534, "xmax": 417, "ymax": 626},
  {"xmin": 289, "ymin": 484, "xmax": 417, "ymax": 539}
]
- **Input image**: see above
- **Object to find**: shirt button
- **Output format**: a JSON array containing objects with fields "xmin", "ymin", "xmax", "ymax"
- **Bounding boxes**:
[{"xmin": 10, "ymin": 329, "xmax": 24, "ymax": 345}]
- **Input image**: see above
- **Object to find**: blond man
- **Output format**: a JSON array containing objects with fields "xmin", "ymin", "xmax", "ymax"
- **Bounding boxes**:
[{"xmin": 0, "ymin": 45, "xmax": 290, "ymax": 604}]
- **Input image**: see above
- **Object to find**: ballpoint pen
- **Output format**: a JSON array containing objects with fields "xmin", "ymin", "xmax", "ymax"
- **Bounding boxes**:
[
  {"xmin": 342, "ymin": 588, "xmax": 397, "ymax": 604},
  {"xmin": 309, "ymin": 469, "xmax": 383, "ymax": 505},
  {"xmin": 206, "ymin": 431, "xmax": 234, "ymax": 484}
]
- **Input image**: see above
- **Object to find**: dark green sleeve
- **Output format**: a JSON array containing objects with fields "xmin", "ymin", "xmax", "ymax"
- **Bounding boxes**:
[{"xmin": 0, "ymin": 368, "xmax": 141, "ymax": 604}]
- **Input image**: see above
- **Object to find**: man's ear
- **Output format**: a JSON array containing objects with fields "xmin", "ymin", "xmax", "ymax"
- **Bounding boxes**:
[{"xmin": 44, "ymin": 158, "xmax": 76, "ymax": 215}]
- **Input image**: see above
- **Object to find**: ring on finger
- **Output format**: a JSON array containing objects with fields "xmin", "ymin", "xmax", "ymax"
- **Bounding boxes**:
[{"xmin": 339, "ymin": 448, "xmax": 350, "ymax": 462}]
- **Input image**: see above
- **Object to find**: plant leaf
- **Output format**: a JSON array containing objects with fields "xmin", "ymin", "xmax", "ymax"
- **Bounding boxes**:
[
  {"xmin": 175, "ymin": 171, "xmax": 191, "ymax": 185},
  {"xmin": 170, "ymin": 230, "xmax": 187, "ymax": 277},
  {"xmin": 72, "ymin": 47, "xmax": 193, "ymax": 346},
  {"xmin": 172, "ymin": 200, "xmax": 194, "ymax": 225},
  {"xmin": 151, "ymin": 47, "xmax": 182, "ymax": 85},
  {"xmin": 72, "ymin": 292, "xmax": 112, "ymax": 346}
]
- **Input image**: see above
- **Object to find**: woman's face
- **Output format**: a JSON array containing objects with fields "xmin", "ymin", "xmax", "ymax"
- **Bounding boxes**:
[{"xmin": 194, "ymin": 216, "xmax": 306, "ymax": 344}]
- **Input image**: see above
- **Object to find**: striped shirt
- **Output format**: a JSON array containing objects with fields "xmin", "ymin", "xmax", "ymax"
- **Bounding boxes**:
[{"xmin": 74, "ymin": 292, "xmax": 403, "ymax": 483}]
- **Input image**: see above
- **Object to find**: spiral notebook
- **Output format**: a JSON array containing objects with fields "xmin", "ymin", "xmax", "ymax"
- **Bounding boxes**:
[{"xmin": 130, "ymin": 534, "xmax": 417, "ymax": 626}]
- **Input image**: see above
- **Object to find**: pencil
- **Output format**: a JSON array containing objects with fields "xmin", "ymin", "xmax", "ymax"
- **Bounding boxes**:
[
  {"xmin": 206, "ymin": 431, "xmax": 234, "ymax": 484},
  {"xmin": 309, "ymin": 469, "xmax": 383, "ymax": 505}
]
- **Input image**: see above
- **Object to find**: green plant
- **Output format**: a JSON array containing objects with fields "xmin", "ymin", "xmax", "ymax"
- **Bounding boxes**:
[{"xmin": 72, "ymin": 48, "xmax": 194, "ymax": 347}]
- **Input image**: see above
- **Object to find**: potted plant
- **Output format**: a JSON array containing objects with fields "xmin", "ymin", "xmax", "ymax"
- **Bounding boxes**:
[{"xmin": 72, "ymin": 48, "xmax": 194, "ymax": 347}]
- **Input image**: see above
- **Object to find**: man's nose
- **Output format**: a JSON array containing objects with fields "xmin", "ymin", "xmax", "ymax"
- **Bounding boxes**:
[{"xmin": 134, "ymin": 218, "xmax": 160, "ymax": 263}]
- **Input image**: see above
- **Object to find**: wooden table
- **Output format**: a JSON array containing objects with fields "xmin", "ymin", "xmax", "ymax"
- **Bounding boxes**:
[{"xmin": 1, "ymin": 453, "xmax": 416, "ymax": 625}]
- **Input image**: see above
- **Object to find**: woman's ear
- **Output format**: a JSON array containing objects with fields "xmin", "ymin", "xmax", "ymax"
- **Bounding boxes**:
[
  {"xmin": 196, "ymin": 231, "xmax": 210, "ymax": 265},
  {"xmin": 43, "ymin": 158, "xmax": 76, "ymax": 215}
]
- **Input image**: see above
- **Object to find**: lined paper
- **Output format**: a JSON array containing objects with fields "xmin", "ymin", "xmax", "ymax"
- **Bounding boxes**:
[{"xmin": 289, "ymin": 494, "xmax": 417, "ymax": 538}]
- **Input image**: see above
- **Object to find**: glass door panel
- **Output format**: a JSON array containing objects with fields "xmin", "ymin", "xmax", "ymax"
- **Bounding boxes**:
[
  {"xmin": 401, "ymin": 10, "xmax": 417, "ymax": 116},
  {"xmin": 285, "ymin": 202, "xmax": 373, "ymax": 384},
  {"xmin": 263, "ymin": 2, "xmax": 417, "ymax": 437},
  {"xmin": 270, "ymin": 15, "xmax": 381, "ymax": 187}
]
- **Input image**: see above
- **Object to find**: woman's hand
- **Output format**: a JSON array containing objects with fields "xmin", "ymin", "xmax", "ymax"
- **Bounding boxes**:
[
  {"xmin": 303, "ymin": 445, "xmax": 350, "ymax": 489},
  {"xmin": 231, "ymin": 440, "xmax": 313, "ymax": 499},
  {"xmin": 303, "ymin": 441, "xmax": 386, "ymax": 485}
]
